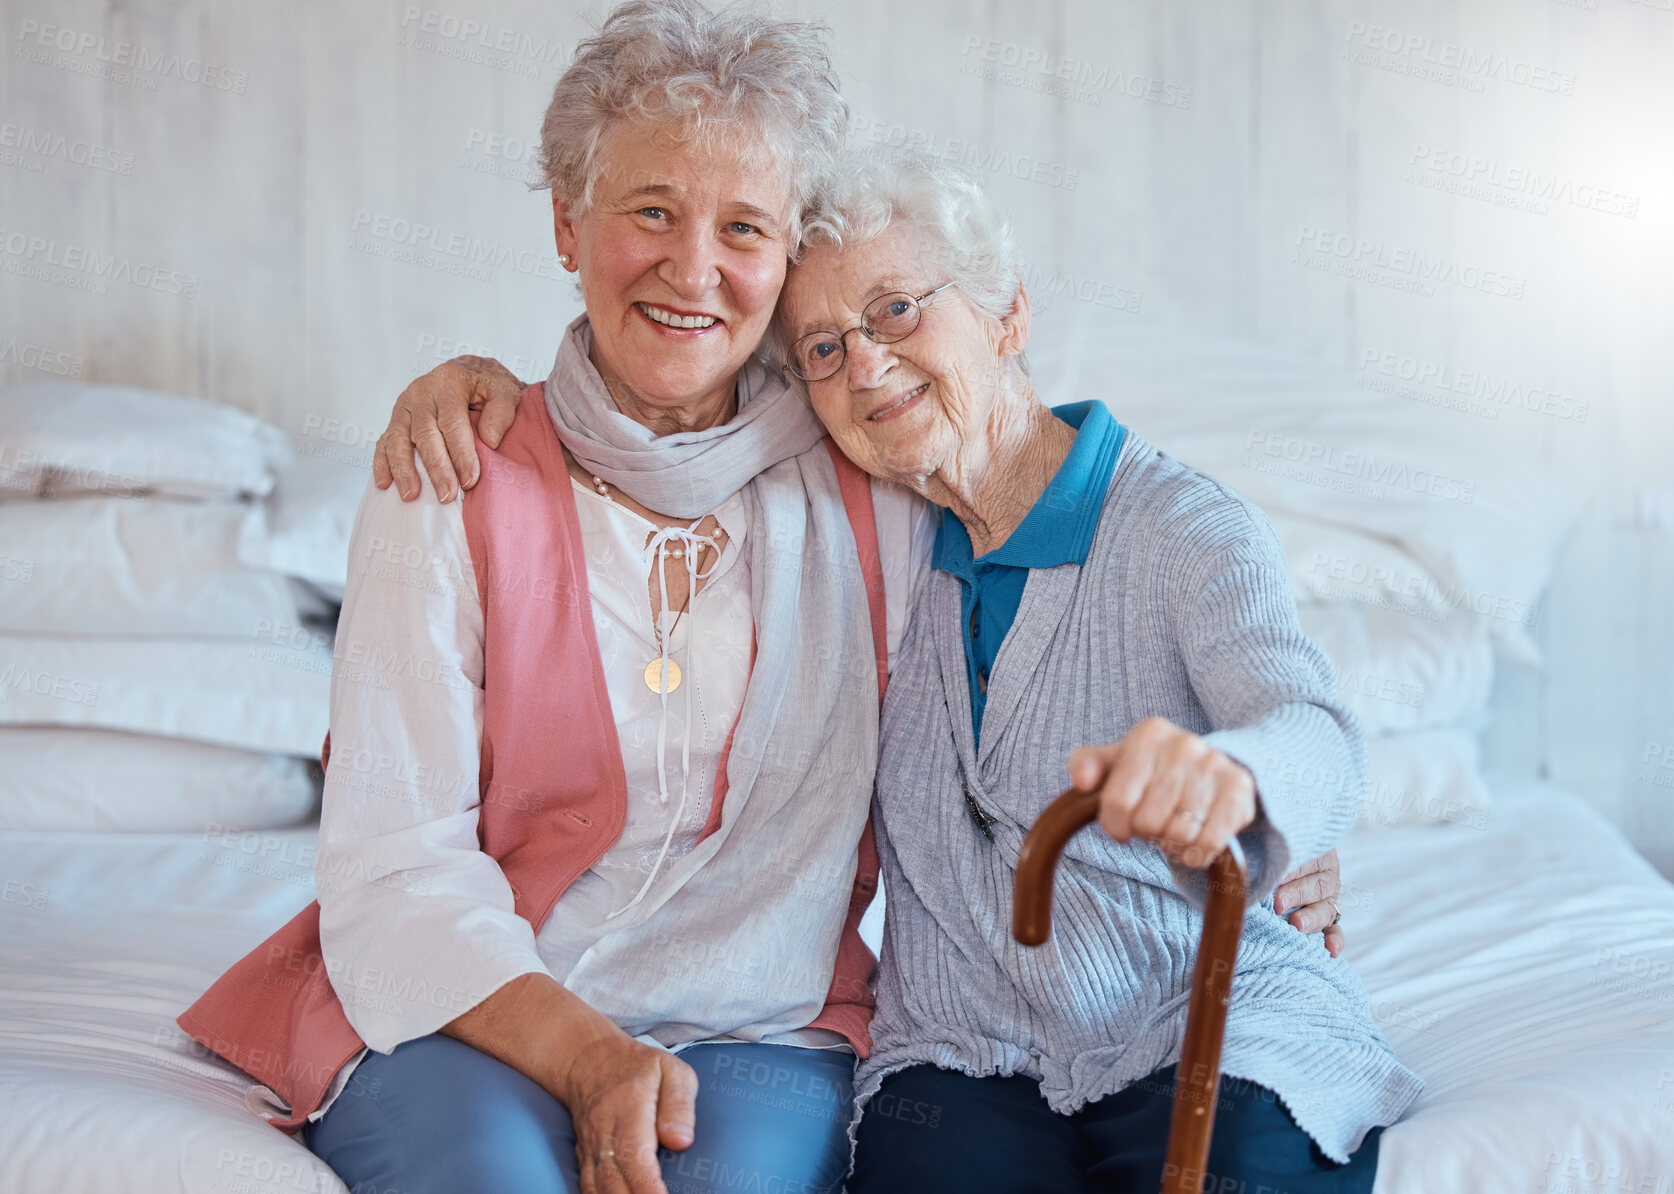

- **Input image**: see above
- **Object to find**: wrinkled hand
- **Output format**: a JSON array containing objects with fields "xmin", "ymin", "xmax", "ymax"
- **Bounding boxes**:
[
  {"xmin": 372, "ymin": 355, "xmax": 527, "ymax": 502},
  {"xmin": 1273, "ymin": 848, "xmax": 1347, "ymax": 957},
  {"xmin": 555, "ymin": 1027, "xmax": 697, "ymax": 1194},
  {"xmin": 1068, "ymin": 716, "xmax": 1258, "ymax": 871}
]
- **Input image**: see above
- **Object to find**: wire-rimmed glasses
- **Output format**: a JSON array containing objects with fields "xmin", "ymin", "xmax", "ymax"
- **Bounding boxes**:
[{"xmin": 787, "ymin": 281, "xmax": 956, "ymax": 382}]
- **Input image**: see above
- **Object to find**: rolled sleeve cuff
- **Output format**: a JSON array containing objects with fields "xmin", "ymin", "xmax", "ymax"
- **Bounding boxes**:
[
  {"xmin": 1170, "ymin": 723, "xmax": 1328, "ymax": 907},
  {"xmin": 322, "ymin": 910, "xmax": 552, "ymax": 1054}
]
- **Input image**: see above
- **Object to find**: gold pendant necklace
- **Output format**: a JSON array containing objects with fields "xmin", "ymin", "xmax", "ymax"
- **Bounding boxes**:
[
  {"xmin": 644, "ymin": 656, "xmax": 682, "ymax": 695},
  {"xmin": 587, "ymin": 475, "xmax": 725, "ymax": 697}
]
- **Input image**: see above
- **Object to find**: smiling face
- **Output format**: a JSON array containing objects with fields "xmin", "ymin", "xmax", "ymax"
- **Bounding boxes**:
[
  {"xmin": 554, "ymin": 123, "xmax": 793, "ymax": 431},
  {"xmin": 781, "ymin": 223, "xmax": 1029, "ymax": 489}
]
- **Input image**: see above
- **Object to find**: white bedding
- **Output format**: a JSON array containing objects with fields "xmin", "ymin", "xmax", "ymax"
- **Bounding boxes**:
[
  {"xmin": 1339, "ymin": 784, "xmax": 1674, "ymax": 1192},
  {"xmin": 2, "ymin": 783, "xmax": 1671, "ymax": 1193},
  {"xmin": 0, "ymin": 828, "xmax": 345, "ymax": 1194}
]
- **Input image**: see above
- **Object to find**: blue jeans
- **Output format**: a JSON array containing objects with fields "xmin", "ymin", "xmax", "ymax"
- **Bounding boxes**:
[
  {"xmin": 304, "ymin": 1034, "xmax": 855, "ymax": 1194},
  {"xmin": 848, "ymin": 1064, "xmax": 1382, "ymax": 1194}
]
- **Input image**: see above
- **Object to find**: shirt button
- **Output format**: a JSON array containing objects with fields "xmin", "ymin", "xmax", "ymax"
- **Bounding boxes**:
[{"xmin": 970, "ymin": 614, "xmax": 980, "ymax": 639}]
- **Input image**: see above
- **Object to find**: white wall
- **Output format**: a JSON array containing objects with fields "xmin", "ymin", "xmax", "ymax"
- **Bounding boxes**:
[{"xmin": 3, "ymin": 0, "xmax": 1670, "ymax": 865}]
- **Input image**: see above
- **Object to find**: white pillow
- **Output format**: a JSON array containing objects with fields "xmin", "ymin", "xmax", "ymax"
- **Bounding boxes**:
[
  {"xmin": 1357, "ymin": 729, "xmax": 1493, "ymax": 830},
  {"xmin": 1273, "ymin": 520, "xmax": 1434, "ymax": 607},
  {"xmin": 0, "ymin": 726, "xmax": 318, "ymax": 832},
  {"xmin": 0, "ymin": 381, "xmax": 287, "ymax": 500},
  {"xmin": 237, "ymin": 451, "xmax": 369, "ymax": 599},
  {"xmin": 1273, "ymin": 515, "xmax": 1543, "ymax": 665},
  {"xmin": 0, "ymin": 632, "xmax": 330, "ymax": 756},
  {"xmin": 0, "ymin": 497, "xmax": 302, "ymax": 637},
  {"xmin": 1296, "ymin": 600, "xmax": 1493, "ymax": 735},
  {"xmin": 1027, "ymin": 314, "xmax": 1579, "ymax": 661}
]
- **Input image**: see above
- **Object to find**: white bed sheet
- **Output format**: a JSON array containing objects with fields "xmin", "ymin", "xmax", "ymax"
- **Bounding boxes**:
[
  {"xmin": 1339, "ymin": 782, "xmax": 1674, "ymax": 1193},
  {"xmin": 0, "ymin": 827, "xmax": 345, "ymax": 1194},
  {"xmin": 2, "ymin": 782, "xmax": 1671, "ymax": 1193}
]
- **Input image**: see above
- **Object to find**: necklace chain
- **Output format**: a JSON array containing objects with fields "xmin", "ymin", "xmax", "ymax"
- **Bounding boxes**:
[
  {"xmin": 588, "ymin": 474, "xmax": 727, "ymax": 695},
  {"xmin": 589, "ymin": 475, "xmax": 728, "ymax": 561}
]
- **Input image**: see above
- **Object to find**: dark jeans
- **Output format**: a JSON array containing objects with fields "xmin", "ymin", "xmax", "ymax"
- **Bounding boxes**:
[{"xmin": 848, "ymin": 1064, "xmax": 1382, "ymax": 1194}]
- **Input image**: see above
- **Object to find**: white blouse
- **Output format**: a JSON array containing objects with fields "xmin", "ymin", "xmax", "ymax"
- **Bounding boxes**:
[
  {"xmin": 534, "ymin": 479, "xmax": 754, "ymax": 979},
  {"xmin": 295, "ymin": 459, "xmax": 934, "ymax": 1123}
]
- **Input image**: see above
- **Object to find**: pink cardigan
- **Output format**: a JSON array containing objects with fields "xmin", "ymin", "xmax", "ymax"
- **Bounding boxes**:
[{"xmin": 177, "ymin": 388, "xmax": 888, "ymax": 1131}]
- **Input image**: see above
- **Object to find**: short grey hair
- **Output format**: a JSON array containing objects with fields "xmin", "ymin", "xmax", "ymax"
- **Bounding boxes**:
[
  {"xmin": 768, "ymin": 149, "xmax": 1027, "ymax": 368},
  {"xmin": 538, "ymin": 0, "xmax": 847, "ymax": 244}
]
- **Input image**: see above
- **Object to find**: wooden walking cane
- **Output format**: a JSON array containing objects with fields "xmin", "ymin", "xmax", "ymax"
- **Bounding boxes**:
[{"xmin": 1013, "ymin": 787, "xmax": 1249, "ymax": 1194}]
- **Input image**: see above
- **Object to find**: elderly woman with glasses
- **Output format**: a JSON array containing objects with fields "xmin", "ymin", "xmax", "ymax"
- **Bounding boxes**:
[
  {"xmin": 375, "ymin": 146, "xmax": 1412, "ymax": 1191},
  {"xmin": 777, "ymin": 152, "xmax": 1422, "ymax": 1194}
]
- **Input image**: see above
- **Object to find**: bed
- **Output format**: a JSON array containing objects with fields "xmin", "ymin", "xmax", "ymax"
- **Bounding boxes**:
[
  {"xmin": 3, "ymin": 779, "xmax": 1672, "ymax": 1193},
  {"xmin": 2, "ymin": 364, "xmax": 1668, "ymax": 1192}
]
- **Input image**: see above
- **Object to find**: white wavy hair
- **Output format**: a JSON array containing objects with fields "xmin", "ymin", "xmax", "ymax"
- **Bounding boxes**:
[
  {"xmin": 768, "ymin": 149, "xmax": 1028, "ymax": 370},
  {"xmin": 538, "ymin": 0, "xmax": 847, "ymax": 246}
]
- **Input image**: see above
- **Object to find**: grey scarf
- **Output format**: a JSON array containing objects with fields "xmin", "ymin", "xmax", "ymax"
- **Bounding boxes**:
[
  {"xmin": 537, "ymin": 315, "xmax": 883, "ymax": 997},
  {"xmin": 543, "ymin": 316, "xmax": 825, "ymax": 518}
]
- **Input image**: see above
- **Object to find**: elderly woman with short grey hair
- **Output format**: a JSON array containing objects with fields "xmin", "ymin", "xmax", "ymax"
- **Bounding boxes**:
[
  {"xmin": 182, "ymin": 5, "xmax": 885, "ymax": 1194},
  {"xmin": 777, "ymin": 152, "xmax": 1422, "ymax": 1193}
]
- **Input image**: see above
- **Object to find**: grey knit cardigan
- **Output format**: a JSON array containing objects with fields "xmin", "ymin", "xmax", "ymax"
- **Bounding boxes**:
[{"xmin": 857, "ymin": 429, "xmax": 1423, "ymax": 1163}]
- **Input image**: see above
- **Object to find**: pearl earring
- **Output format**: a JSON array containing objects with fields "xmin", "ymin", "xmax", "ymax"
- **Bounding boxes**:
[{"xmin": 558, "ymin": 253, "xmax": 572, "ymax": 269}]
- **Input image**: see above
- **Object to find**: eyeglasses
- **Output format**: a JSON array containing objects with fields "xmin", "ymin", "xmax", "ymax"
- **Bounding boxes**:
[{"xmin": 787, "ymin": 281, "xmax": 956, "ymax": 382}]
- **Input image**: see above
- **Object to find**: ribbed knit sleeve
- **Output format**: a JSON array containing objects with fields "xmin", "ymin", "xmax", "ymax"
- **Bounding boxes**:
[{"xmin": 1169, "ymin": 499, "xmax": 1367, "ymax": 903}]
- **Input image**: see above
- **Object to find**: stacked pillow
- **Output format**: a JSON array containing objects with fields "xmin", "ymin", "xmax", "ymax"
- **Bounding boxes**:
[
  {"xmin": 1295, "ymin": 602, "xmax": 1494, "ymax": 830},
  {"xmin": 1028, "ymin": 312, "xmax": 1583, "ymax": 832},
  {"xmin": 0, "ymin": 381, "xmax": 360, "ymax": 832}
]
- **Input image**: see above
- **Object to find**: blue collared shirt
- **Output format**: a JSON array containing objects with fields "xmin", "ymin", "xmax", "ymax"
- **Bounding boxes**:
[{"xmin": 932, "ymin": 401, "xmax": 1127, "ymax": 738}]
